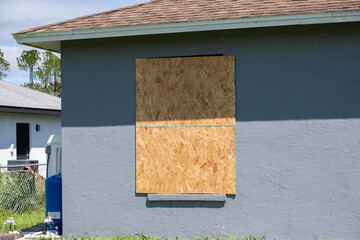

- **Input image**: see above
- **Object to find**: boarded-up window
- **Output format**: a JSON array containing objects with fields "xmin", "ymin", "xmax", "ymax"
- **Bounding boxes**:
[{"xmin": 136, "ymin": 56, "xmax": 236, "ymax": 194}]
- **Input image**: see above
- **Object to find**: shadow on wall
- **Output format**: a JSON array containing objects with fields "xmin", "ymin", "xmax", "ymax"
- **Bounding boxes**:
[
  {"xmin": 64, "ymin": 65, "xmax": 360, "ymax": 126},
  {"xmin": 143, "ymin": 194, "xmax": 236, "ymax": 208},
  {"xmin": 135, "ymin": 191, "xmax": 234, "ymax": 209},
  {"xmin": 236, "ymin": 54, "xmax": 360, "ymax": 122},
  {"xmin": 145, "ymin": 200, "xmax": 225, "ymax": 208},
  {"xmin": 61, "ymin": 23, "xmax": 360, "ymax": 126}
]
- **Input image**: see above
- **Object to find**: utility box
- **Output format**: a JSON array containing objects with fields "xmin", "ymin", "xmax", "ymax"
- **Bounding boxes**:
[
  {"xmin": 7, "ymin": 160, "xmax": 39, "ymax": 172},
  {"xmin": 45, "ymin": 135, "xmax": 62, "ymax": 178}
]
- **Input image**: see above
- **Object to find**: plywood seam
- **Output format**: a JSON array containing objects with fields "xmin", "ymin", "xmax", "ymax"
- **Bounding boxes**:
[{"xmin": 136, "ymin": 125, "xmax": 236, "ymax": 128}]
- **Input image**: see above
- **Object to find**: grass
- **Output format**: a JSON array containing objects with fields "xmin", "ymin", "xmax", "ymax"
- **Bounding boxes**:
[
  {"xmin": 0, "ymin": 208, "xmax": 45, "ymax": 234},
  {"xmin": 60, "ymin": 237, "xmax": 266, "ymax": 240},
  {"xmin": 0, "ymin": 170, "xmax": 45, "ymax": 234},
  {"xmin": 59, "ymin": 235, "xmax": 359, "ymax": 240},
  {"xmin": 60, "ymin": 233, "xmax": 268, "ymax": 240}
]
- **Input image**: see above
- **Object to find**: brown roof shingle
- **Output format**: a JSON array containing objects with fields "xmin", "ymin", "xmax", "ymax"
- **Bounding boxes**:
[{"xmin": 14, "ymin": 0, "xmax": 360, "ymax": 35}]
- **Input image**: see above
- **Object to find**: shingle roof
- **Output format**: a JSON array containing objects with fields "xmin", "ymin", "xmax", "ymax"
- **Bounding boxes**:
[
  {"xmin": 0, "ymin": 80, "xmax": 61, "ymax": 111},
  {"xmin": 14, "ymin": 0, "xmax": 360, "ymax": 35}
]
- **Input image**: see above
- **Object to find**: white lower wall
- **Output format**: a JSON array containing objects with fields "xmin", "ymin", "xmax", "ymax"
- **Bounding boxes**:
[{"xmin": 0, "ymin": 112, "xmax": 61, "ymax": 174}]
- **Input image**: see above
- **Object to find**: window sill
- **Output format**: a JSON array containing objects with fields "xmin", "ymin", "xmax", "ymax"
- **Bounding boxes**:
[{"xmin": 147, "ymin": 194, "xmax": 226, "ymax": 202}]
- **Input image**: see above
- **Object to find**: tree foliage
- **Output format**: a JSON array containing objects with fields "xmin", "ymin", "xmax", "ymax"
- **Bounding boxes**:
[
  {"xmin": 0, "ymin": 49, "xmax": 10, "ymax": 79},
  {"xmin": 34, "ymin": 51, "xmax": 61, "ymax": 97},
  {"xmin": 20, "ymin": 50, "xmax": 61, "ymax": 97},
  {"xmin": 17, "ymin": 50, "xmax": 40, "ymax": 88}
]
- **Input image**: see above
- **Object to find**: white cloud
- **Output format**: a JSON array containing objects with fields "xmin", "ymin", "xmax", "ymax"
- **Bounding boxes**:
[
  {"xmin": 0, "ymin": 0, "xmax": 148, "ymax": 45},
  {"xmin": 0, "ymin": 0, "xmax": 147, "ymax": 22},
  {"xmin": 1, "ymin": 1, "xmax": 100, "ymax": 21},
  {"xmin": 0, "ymin": 20, "xmax": 41, "ymax": 45},
  {"xmin": 1, "ymin": 45, "xmax": 26, "ymax": 71},
  {"xmin": 0, "ymin": 0, "xmax": 116, "ymax": 42},
  {"xmin": 0, "ymin": 45, "xmax": 34, "ymax": 84},
  {"xmin": 0, "ymin": 0, "xmax": 148, "ymax": 84},
  {"xmin": 0, "ymin": 45, "xmax": 43, "ymax": 71},
  {"xmin": 0, "ymin": 45, "xmax": 58, "ymax": 84}
]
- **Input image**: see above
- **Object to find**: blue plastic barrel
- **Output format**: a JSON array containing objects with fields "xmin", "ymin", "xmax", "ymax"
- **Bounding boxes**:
[{"xmin": 45, "ymin": 174, "xmax": 62, "ymax": 235}]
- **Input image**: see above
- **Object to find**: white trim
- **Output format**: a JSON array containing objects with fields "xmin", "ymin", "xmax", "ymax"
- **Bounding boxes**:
[{"xmin": 13, "ymin": 11, "xmax": 360, "ymax": 47}]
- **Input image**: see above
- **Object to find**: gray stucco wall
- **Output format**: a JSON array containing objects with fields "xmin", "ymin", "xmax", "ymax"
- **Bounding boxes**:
[{"xmin": 61, "ymin": 23, "xmax": 360, "ymax": 239}]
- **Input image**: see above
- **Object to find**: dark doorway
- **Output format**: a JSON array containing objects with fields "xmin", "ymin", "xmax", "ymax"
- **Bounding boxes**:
[{"xmin": 16, "ymin": 123, "xmax": 30, "ymax": 160}]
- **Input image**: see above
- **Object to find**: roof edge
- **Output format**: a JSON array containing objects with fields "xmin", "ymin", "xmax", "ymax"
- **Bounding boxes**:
[
  {"xmin": 12, "ymin": 0, "xmax": 154, "ymax": 35},
  {"xmin": 13, "ymin": 10, "xmax": 360, "ymax": 52},
  {"xmin": 0, "ymin": 106, "xmax": 61, "ymax": 116}
]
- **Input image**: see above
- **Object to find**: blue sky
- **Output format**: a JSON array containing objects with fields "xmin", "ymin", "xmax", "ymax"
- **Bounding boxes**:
[{"xmin": 0, "ymin": 0, "xmax": 148, "ymax": 85}]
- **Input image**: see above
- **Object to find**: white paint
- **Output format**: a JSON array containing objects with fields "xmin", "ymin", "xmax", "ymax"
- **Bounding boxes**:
[
  {"xmin": 47, "ymin": 134, "xmax": 62, "ymax": 177},
  {"xmin": 13, "ymin": 10, "xmax": 360, "ymax": 53},
  {"xmin": 0, "ymin": 112, "xmax": 61, "ymax": 176},
  {"xmin": 48, "ymin": 212, "xmax": 61, "ymax": 219}
]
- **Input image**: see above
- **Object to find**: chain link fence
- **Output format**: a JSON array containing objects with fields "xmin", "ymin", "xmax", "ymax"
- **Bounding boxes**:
[{"xmin": 0, "ymin": 165, "xmax": 46, "ymax": 214}]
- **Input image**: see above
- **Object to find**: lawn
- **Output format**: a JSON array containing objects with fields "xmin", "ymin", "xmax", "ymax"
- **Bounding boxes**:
[
  {"xmin": 0, "ymin": 170, "xmax": 45, "ymax": 234},
  {"xmin": 61, "ymin": 233, "xmax": 267, "ymax": 240},
  {"xmin": 0, "ymin": 208, "xmax": 44, "ymax": 233}
]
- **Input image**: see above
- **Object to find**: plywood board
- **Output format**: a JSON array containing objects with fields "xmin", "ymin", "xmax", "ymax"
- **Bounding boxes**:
[
  {"xmin": 136, "ymin": 56, "xmax": 235, "ymax": 127},
  {"xmin": 136, "ymin": 126, "xmax": 236, "ymax": 194}
]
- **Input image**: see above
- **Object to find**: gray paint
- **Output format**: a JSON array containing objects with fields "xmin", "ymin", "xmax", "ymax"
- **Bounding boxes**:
[
  {"xmin": 61, "ymin": 23, "xmax": 360, "ymax": 239},
  {"xmin": 147, "ymin": 194, "xmax": 226, "ymax": 202}
]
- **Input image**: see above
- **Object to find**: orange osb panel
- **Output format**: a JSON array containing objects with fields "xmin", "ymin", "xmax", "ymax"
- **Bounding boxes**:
[
  {"xmin": 136, "ymin": 56, "xmax": 235, "ymax": 127},
  {"xmin": 136, "ymin": 126, "xmax": 236, "ymax": 194},
  {"xmin": 136, "ymin": 55, "xmax": 236, "ymax": 194}
]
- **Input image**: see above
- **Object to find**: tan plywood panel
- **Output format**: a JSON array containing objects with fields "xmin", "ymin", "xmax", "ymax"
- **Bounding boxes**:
[
  {"xmin": 136, "ymin": 56, "xmax": 235, "ymax": 127},
  {"xmin": 136, "ymin": 126, "xmax": 236, "ymax": 194}
]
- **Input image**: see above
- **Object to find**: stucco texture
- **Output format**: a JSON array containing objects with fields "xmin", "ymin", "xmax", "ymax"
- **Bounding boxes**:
[{"xmin": 61, "ymin": 23, "xmax": 360, "ymax": 239}]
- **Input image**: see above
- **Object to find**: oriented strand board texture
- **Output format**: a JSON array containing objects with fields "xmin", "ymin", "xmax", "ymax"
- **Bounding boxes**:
[
  {"xmin": 136, "ymin": 56, "xmax": 235, "ymax": 126},
  {"xmin": 136, "ymin": 56, "xmax": 236, "ymax": 194},
  {"xmin": 136, "ymin": 126, "xmax": 236, "ymax": 194}
]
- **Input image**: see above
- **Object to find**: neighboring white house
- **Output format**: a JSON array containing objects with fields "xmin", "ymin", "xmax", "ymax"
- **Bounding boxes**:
[{"xmin": 0, "ymin": 79, "xmax": 61, "ymax": 175}]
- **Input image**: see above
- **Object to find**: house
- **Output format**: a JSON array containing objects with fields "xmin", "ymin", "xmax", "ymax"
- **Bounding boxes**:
[
  {"xmin": 12, "ymin": 0, "xmax": 360, "ymax": 239},
  {"xmin": 0, "ymin": 79, "xmax": 61, "ymax": 176}
]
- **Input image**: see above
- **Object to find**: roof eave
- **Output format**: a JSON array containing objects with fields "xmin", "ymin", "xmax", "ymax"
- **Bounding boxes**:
[
  {"xmin": 0, "ymin": 106, "xmax": 61, "ymax": 116},
  {"xmin": 13, "ymin": 10, "xmax": 360, "ymax": 53}
]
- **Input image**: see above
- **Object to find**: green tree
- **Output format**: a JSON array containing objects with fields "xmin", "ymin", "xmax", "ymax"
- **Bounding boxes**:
[
  {"xmin": 0, "ymin": 49, "xmax": 10, "ymax": 79},
  {"xmin": 17, "ymin": 50, "xmax": 40, "ymax": 88},
  {"xmin": 34, "ymin": 51, "xmax": 61, "ymax": 97}
]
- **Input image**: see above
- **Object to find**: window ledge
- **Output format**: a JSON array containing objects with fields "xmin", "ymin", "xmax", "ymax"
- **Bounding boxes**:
[{"xmin": 147, "ymin": 194, "xmax": 226, "ymax": 202}]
